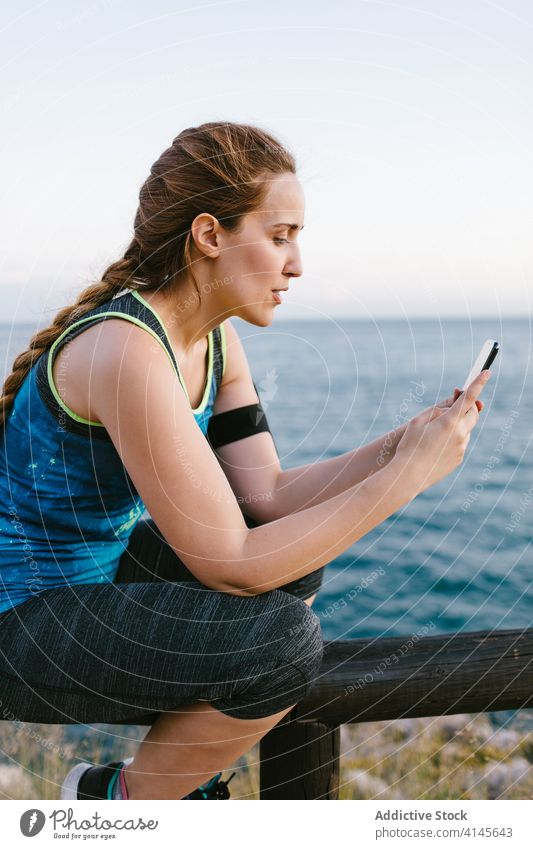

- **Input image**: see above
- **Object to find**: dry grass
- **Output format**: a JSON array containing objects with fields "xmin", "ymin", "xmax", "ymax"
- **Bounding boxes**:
[
  {"xmin": 339, "ymin": 714, "xmax": 533, "ymax": 800},
  {"xmin": 0, "ymin": 714, "xmax": 531, "ymax": 800}
]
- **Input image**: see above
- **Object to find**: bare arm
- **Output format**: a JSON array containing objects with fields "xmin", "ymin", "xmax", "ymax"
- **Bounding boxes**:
[
  {"xmin": 210, "ymin": 319, "xmax": 406, "ymax": 523},
  {"xmin": 233, "ymin": 377, "xmax": 489, "ymax": 596},
  {"xmin": 92, "ymin": 320, "xmax": 486, "ymax": 599},
  {"xmin": 212, "ymin": 321, "xmax": 465, "ymax": 524},
  {"xmin": 264, "ymin": 423, "xmax": 408, "ymax": 520},
  {"xmin": 236, "ymin": 456, "xmax": 419, "ymax": 595},
  {"xmin": 266, "ymin": 388, "xmax": 469, "ymax": 520},
  {"xmin": 91, "ymin": 321, "xmax": 421, "ymax": 598}
]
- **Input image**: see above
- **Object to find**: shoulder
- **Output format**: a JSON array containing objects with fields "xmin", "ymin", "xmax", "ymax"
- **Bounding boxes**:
[
  {"xmin": 63, "ymin": 316, "xmax": 178, "ymax": 423},
  {"xmin": 90, "ymin": 319, "xmax": 198, "ymax": 457},
  {"xmin": 90, "ymin": 317, "xmax": 179, "ymax": 392}
]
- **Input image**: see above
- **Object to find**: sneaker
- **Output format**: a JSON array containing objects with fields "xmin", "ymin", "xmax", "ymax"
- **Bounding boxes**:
[
  {"xmin": 60, "ymin": 757, "xmax": 133, "ymax": 800},
  {"xmin": 183, "ymin": 771, "xmax": 236, "ymax": 800},
  {"xmin": 60, "ymin": 759, "xmax": 236, "ymax": 800}
]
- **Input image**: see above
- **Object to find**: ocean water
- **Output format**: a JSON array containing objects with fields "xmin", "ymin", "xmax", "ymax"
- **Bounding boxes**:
[
  {"xmin": 2, "ymin": 316, "xmax": 532, "ymax": 730},
  {"xmin": 235, "ymin": 317, "xmax": 533, "ymax": 640}
]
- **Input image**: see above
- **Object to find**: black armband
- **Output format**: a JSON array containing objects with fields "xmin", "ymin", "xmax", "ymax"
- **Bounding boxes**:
[{"xmin": 206, "ymin": 402, "xmax": 272, "ymax": 450}]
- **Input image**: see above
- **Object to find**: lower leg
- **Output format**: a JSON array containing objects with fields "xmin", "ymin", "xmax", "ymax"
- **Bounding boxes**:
[
  {"xmin": 123, "ymin": 700, "xmax": 296, "ymax": 800},
  {"xmin": 124, "ymin": 591, "xmax": 319, "ymax": 800}
]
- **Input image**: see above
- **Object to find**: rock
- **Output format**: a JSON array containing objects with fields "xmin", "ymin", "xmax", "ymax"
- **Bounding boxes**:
[
  {"xmin": 343, "ymin": 767, "xmax": 391, "ymax": 798},
  {"xmin": 393, "ymin": 718, "xmax": 429, "ymax": 739},
  {"xmin": 340, "ymin": 724, "xmax": 356, "ymax": 756},
  {"xmin": 0, "ymin": 765, "xmax": 35, "ymax": 799},
  {"xmin": 434, "ymin": 714, "xmax": 476, "ymax": 741},
  {"xmin": 482, "ymin": 757, "xmax": 531, "ymax": 798},
  {"xmin": 485, "ymin": 728, "xmax": 522, "ymax": 753}
]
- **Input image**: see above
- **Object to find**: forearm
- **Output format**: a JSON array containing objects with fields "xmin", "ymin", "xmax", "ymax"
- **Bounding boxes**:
[
  {"xmin": 267, "ymin": 422, "xmax": 408, "ymax": 520},
  {"xmin": 233, "ymin": 454, "xmax": 420, "ymax": 595}
]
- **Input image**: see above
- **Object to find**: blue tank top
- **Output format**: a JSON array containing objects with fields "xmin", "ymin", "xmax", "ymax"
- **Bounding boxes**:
[{"xmin": 0, "ymin": 289, "xmax": 227, "ymax": 614}]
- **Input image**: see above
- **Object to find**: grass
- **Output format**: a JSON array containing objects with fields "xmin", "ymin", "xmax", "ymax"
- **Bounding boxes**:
[
  {"xmin": 0, "ymin": 713, "xmax": 531, "ymax": 800},
  {"xmin": 337, "ymin": 714, "xmax": 533, "ymax": 800}
]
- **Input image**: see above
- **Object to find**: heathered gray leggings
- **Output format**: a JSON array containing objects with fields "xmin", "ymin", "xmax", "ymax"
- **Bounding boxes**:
[{"xmin": 0, "ymin": 515, "xmax": 324, "ymax": 724}]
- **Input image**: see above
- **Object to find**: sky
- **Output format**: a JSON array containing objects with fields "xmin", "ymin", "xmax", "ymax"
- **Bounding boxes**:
[{"xmin": 1, "ymin": 0, "xmax": 531, "ymax": 324}]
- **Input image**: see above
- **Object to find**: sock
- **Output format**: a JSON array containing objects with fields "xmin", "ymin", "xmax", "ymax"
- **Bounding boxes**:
[
  {"xmin": 77, "ymin": 758, "xmax": 133, "ymax": 800},
  {"xmin": 113, "ymin": 757, "xmax": 133, "ymax": 799},
  {"xmin": 111, "ymin": 766, "xmax": 128, "ymax": 799}
]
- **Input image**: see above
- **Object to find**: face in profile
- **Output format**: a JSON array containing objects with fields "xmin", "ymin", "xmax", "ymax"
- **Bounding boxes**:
[{"xmin": 212, "ymin": 171, "xmax": 305, "ymax": 326}]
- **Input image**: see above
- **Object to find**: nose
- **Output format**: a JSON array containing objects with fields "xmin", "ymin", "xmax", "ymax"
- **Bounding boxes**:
[{"xmin": 284, "ymin": 243, "xmax": 303, "ymax": 279}]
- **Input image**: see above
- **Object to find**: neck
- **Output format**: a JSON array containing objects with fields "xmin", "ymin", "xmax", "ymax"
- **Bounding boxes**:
[{"xmin": 137, "ymin": 280, "xmax": 224, "ymax": 356}]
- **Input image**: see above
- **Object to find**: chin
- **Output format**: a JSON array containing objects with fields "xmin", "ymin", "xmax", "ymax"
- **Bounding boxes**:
[{"xmin": 235, "ymin": 304, "xmax": 275, "ymax": 328}]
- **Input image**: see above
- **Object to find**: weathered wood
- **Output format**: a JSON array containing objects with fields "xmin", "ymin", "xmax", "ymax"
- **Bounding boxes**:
[
  {"xmin": 260, "ymin": 717, "xmax": 339, "ymax": 799},
  {"xmin": 291, "ymin": 628, "xmax": 533, "ymax": 726},
  {"xmin": 258, "ymin": 627, "xmax": 533, "ymax": 799}
]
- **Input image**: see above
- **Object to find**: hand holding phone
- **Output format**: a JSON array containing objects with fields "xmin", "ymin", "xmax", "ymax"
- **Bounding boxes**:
[{"xmin": 446, "ymin": 339, "xmax": 498, "ymax": 411}]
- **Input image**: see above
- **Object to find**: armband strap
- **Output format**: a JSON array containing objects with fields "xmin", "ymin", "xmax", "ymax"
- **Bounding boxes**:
[{"xmin": 206, "ymin": 402, "xmax": 271, "ymax": 450}]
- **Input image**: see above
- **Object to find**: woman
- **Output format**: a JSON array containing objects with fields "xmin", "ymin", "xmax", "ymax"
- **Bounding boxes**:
[{"xmin": 0, "ymin": 122, "xmax": 489, "ymax": 801}]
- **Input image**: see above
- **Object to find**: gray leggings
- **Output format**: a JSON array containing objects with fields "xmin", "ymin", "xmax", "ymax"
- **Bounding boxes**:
[{"xmin": 0, "ymin": 515, "xmax": 324, "ymax": 724}]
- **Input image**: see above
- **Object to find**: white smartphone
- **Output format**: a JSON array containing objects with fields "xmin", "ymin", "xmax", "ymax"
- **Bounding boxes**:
[{"xmin": 462, "ymin": 339, "xmax": 499, "ymax": 391}]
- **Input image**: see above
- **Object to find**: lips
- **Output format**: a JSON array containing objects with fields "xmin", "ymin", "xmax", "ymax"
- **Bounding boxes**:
[{"xmin": 272, "ymin": 286, "xmax": 288, "ymax": 304}]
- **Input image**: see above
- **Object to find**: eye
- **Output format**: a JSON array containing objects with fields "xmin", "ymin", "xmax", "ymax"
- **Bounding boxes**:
[{"xmin": 273, "ymin": 237, "xmax": 289, "ymax": 244}]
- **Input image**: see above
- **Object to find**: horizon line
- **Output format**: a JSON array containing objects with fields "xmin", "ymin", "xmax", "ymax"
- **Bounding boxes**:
[{"xmin": 2, "ymin": 314, "xmax": 531, "ymax": 326}]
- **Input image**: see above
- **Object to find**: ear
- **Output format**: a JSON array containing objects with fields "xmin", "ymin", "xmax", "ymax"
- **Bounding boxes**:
[{"xmin": 190, "ymin": 213, "xmax": 221, "ymax": 259}]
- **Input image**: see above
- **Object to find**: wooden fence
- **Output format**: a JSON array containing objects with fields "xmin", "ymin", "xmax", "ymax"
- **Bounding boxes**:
[{"xmin": 259, "ymin": 628, "xmax": 533, "ymax": 799}]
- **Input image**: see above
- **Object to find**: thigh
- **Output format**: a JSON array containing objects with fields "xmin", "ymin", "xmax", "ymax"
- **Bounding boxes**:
[
  {"xmin": 116, "ymin": 513, "xmax": 325, "ymax": 600},
  {"xmin": 0, "ymin": 574, "xmax": 320, "ymax": 725}
]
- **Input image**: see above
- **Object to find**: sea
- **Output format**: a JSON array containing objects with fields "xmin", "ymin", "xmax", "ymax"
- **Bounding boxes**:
[{"xmin": 2, "ymin": 316, "xmax": 532, "ymax": 732}]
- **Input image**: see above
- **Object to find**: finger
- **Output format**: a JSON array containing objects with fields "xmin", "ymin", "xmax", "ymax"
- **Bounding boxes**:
[
  {"xmin": 437, "ymin": 388, "xmax": 483, "ymax": 414},
  {"xmin": 467, "ymin": 399, "xmax": 484, "ymax": 418},
  {"xmin": 436, "ymin": 388, "xmax": 461, "ymax": 409},
  {"xmin": 448, "ymin": 371, "xmax": 490, "ymax": 421},
  {"xmin": 462, "ymin": 403, "xmax": 480, "ymax": 433},
  {"xmin": 414, "ymin": 405, "xmax": 442, "ymax": 424},
  {"xmin": 450, "ymin": 387, "xmax": 463, "ymax": 405},
  {"xmin": 447, "ymin": 388, "xmax": 462, "ymax": 406},
  {"xmin": 428, "ymin": 406, "xmax": 443, "ymax": 422},
  {"xmin": 460, "ymin": 390, "xmax": 484, "ymax": 410},
  {"xmin": 461, "ymin": 400, "xmax": 484, "ymax": 430}
]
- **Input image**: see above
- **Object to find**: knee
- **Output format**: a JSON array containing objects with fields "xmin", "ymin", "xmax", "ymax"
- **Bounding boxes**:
[
  {"xmin": 277, "ymin": 593, "xmax": 323, "ymax": 656},
  {"xmin": 261, "ymin": 594, "xmax": 324, "ymax": 705},
  {"xmin": 216, "ymin": 593, "xmax": 324, "ymax": 721},
  {"xmin": 278, "ymin": 595, "xmax": 324, "ymax": 687}
]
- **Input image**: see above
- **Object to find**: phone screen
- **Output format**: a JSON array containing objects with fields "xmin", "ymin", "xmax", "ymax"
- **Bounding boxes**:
[{"xmin": 462, "ymin": 340, "xmax": 499, "ymax": 391}]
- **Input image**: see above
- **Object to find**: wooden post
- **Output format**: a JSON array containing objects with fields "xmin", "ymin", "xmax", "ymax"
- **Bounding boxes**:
[{"xmin": 260, "ymin": 715, "xmax": 340, "ymax": 799}]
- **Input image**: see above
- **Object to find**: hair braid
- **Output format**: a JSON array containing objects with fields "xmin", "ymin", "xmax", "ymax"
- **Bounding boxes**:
[{"xmin": 0, "ymin": 246, "xmax": 141, "ymax": 429}]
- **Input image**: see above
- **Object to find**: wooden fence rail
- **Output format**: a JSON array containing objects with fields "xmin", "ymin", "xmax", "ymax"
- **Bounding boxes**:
[{"xmin": 259, "ymin": 627, "xmax": 533, "ymax": 799}]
